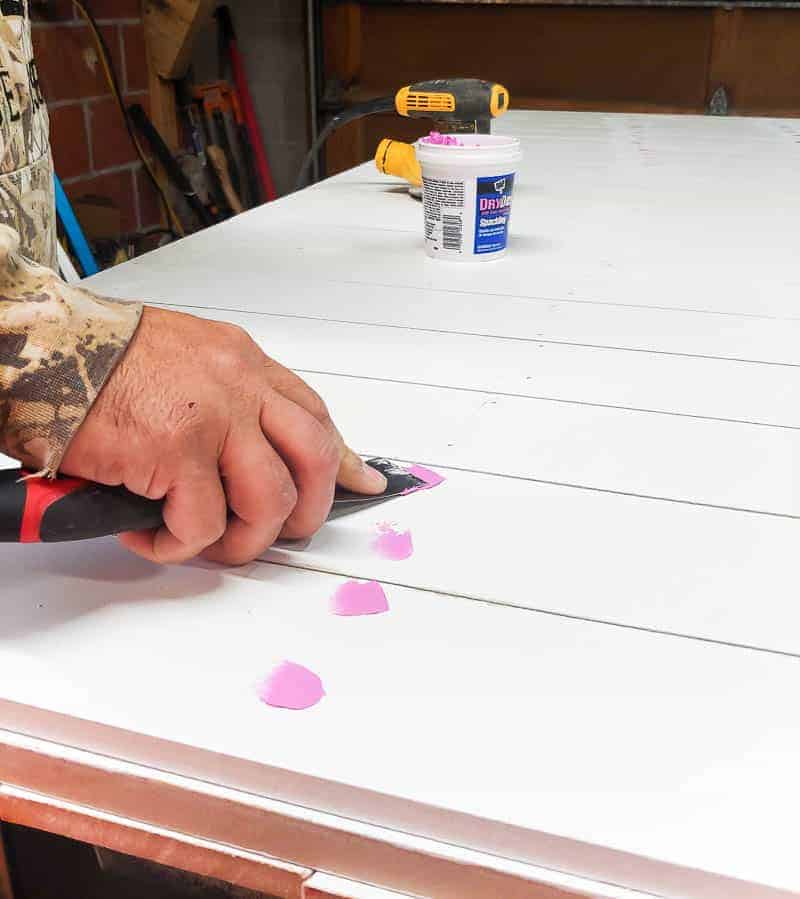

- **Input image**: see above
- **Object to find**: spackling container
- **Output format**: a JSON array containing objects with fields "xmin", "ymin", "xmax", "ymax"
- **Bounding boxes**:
[{"xmin": 415, "ymin": 133, "xmax": 521, "ymax": 262}]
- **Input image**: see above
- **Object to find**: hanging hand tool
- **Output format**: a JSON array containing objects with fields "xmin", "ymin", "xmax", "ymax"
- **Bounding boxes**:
[
  {"xmin": 228, "ymin": 87, "xmax": 261, "ymax": 209},
  {"xmin": 212, "ymin": 105, "xmax": 241, "ymax": 199},
  {"xmin": 211, "ymin": 25, "xmax": 254, "ymax": 207},
  {"xmin": 128, "ymin": 103, "xmax": 215, "ymax": 229},
  {"xmin": 176, "ymin": 77, "xmax": 207, "ymax": 165},
  {"xmin": 176, "ymin": 78, "xmax": 224, "ymax": 222},
  {"xmin": 0, "ymin": 460, "xmax": 425, "ymax": 543},
  {"xmin": 296, "ymin": 78, "xmax": 510, "ymax": 190},
  {"xmin": 192, "ymin": 81, "xmax": 256, "ymax": 209},
  {"xmin": 215, "ymin": 5, "xmax": 277, "ymax": 202},
  {"xmin": 194, "ymin": 82, "xmax": 244, "ymax": 200},
  {"xmin": 190, "ymin": 94, "xmax": 232, "ymax": 219},
  {"xmin": 206, "ymin": 143, "xmax": 243, "ymax": 214}
]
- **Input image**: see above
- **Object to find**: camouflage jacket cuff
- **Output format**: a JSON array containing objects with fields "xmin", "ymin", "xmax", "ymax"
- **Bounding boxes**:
[{"xmin": 0, "ymin": 226, "xmax": 142, "ymax": 475}]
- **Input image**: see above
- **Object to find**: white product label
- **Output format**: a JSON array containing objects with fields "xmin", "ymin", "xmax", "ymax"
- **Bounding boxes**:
[{"xmin": 422, "ymin": 176, "xmax": 466, "ymax": 254}]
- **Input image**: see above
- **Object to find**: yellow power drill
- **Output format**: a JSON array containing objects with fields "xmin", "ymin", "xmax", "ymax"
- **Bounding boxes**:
[
  {"xmin": 376, "ymin": 79, "xmax": 510, "ymax": 190},
  {"xmin": 295, "ymin": 78, "xmax": 510, "ymax": 191}
]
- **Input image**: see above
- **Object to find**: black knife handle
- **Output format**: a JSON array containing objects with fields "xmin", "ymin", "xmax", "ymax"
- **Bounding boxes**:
[{"xmin": 0, "ymin": 469, "xmax": 164, "ymax": 543}]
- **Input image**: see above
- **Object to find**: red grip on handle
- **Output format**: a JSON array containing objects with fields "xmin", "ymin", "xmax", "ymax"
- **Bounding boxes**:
[{"xmin": 20, "ymin": 475, "xmax": 87, "ymax": 543}]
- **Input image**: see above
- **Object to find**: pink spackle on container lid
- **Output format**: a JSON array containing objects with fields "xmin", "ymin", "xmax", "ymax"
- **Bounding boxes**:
[
  {"xmin": 422, "ymin": 131, "xmax": 463, "ymax": 146},
  {"xmin": 257, "ymin": 661, "xmax": 325, "ymax": 710}
]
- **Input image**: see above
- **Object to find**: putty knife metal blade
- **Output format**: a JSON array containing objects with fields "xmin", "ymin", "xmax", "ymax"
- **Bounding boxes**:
[
  {"xmin": 328, "ymin": 457, "xmax": 425, "ymax": 519},
  {"xmin": 273, "ymin": 458, "xmax": 425, "ymax": 550}
]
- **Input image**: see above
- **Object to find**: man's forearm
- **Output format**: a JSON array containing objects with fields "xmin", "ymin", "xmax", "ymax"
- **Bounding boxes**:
[{"xmin": 0, "ymin": 225, "xmax": 142, "ymax": 475}]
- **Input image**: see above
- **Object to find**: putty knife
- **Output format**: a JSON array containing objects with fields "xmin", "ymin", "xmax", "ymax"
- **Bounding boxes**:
[{"xmin": 0, "ymin": 458, "xmax": 424, "ymax": 543}]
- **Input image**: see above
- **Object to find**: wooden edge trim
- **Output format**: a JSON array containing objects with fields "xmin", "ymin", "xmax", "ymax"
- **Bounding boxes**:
[
  {"xmin": 0, "ymin": 733, "xmax": 649, "ymax": 899},
  {"xmin": 0, "ymin": 784, "xmax": 312, "ymax": 899}
]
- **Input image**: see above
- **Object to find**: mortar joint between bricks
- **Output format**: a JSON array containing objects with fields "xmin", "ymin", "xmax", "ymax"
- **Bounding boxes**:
[
  {"xmin": 60, "ymin": 160, "xmax": 141, "ymax": 185},
  {"xmin": 118, "ymin": 24, "xmax": 128, "ymax": 94},
  {"xmin": 82, "ymin": 101, "xmax": 93, "ymax": 172},
  {"xmin": 127, "ymin": 166, "xmax": 137, "ymax": 232},
  {"xmin": 49, "ymin": 90, "xmax": 147, "ymax": 111},
  {"xmin": 31, "ymin": 18, "xmax": 142, "ymax": 29}
]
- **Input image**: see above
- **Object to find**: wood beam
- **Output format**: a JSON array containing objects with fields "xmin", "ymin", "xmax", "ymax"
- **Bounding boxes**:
[
  {"xmin": 144, "ymin": 0, "xmax": 217, "ymax": 81},
  {"xmin": 706, "ymin": 6, "xmax": 744, "ymax": 111},
  {"xmin": 323, "ymin": 1, "xmax": 362, "ymax": 86}
]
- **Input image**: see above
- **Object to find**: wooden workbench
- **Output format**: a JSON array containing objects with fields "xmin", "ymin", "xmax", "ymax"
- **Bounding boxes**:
[{"xmin": 1, "ymin": 110, "xmax": 799, "ymax": 899}]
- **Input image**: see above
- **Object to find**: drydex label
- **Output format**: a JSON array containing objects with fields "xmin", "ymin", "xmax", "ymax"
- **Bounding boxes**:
[
  {"xmin": 422, "ymin": 171, "xmax": 515, "ymax": 257},
  {"xmin": 474, "ymin": 173, "xmax": 515, "ymax": 255}
]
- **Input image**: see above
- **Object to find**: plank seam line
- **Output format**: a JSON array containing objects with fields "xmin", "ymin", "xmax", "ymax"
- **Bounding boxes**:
[
  {"xmin": 319, "ymin": 278, "xmax": 800, "ymax": 324},
  {"xmin": 153, "ymin": 302, "xmax": 800, "ymax": 370},
  {"xmin": 295, "ymin": 369, "xmax": 800, "ymax": 431},
  {"xmin": 253, "ymin": 558, "xmax": 800, "ymax": 663},
  {"xmin": 357, "ymin": 454, "xmax": 800, "ymax": 522},
  {"xmin": 238, "ymin": 218, "xmax": 800, "ymax": 324}
]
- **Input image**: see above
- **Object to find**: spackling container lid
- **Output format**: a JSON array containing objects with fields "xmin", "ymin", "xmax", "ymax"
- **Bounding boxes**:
[{"xmin": 415, "ymin": 133, "xmax": 522, "ymax": 262}]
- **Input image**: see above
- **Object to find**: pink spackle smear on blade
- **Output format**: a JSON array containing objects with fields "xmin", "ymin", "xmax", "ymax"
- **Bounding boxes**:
[
  {"xmin": 331, "ymin": 580, "xmax": 389, "ymax": 616},
  {"xmin": 371, "ymin": 523, "xmax": 413, "ymax": 561},
  {"xmin": 257, "ymin": 661, "xmax": 325, "ymax": 710},
  {"xmin": 422, "ymin": 131, "xmax": 463, "ymax": 146},
  {"xmin": 405, "ymin": 464, "xmax": 446, "ymax": 492}
]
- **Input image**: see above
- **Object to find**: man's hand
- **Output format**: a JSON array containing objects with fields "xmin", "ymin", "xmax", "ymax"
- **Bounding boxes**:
[{"xmin": 60, "ymin": 307, "xmax": 386, "ymax": 565}]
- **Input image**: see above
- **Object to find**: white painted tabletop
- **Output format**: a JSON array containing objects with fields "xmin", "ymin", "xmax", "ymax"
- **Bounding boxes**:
[{"xmin": 2, "ymin": 111, "xmax": 799, "ymax": 898}]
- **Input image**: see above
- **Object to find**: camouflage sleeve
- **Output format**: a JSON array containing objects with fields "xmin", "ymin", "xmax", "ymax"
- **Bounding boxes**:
[{"xmin": 0, "ymin": 224, "xmax": 142, "ymax": 476}]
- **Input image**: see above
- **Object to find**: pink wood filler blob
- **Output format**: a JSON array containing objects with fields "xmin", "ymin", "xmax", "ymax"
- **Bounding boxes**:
[
  {"xmin": 422, "ymin": 131, "xmax": 463, "ymax": 146},
  {"xmin": 371, "ymin": 523, "xmax": 413, "ymax": 561},
  {"xmin": 257, "ymin": 661, "xmax": 325, "ymax": 710},
  {"xmin": 331, "ymin": 580, "xmax": 389, "ymax": 616},
  {"xmin": 404, "ymin": 464, "xmax": 446, "ymax": 492}
]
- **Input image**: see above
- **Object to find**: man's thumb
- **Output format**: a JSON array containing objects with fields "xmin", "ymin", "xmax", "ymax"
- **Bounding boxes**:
[{"xmin": 336, "ymin": 444, "xmax": 387, "ymax": 494}]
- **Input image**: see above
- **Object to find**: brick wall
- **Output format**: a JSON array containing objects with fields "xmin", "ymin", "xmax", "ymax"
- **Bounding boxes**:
[{"xmin": 32, "ymin": 0, "xmax": 161, "ymax": 236}]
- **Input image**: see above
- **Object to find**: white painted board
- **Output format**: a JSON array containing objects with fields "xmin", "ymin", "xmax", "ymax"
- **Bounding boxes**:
[
  {"xmin": 88, "ymin": 112, "xmax": 800, "ymax": 320},
  {"xmin": 262, "ymin": 465, "xmax": 800, "ymax": 656},
  {"xmin": 5, "ymin": 110, "xmax": 798, "ymax": 899},
  {"xmin": 88, "ymin": 214, "xmax": 800, "ymax": 320},
  {"xmin": 181, "ymin": 306, "xmax": 800, "ymax": 429},
  {"xmin": 0, "ymin": 539, "xmax": 799, "ymax": 899},
  {"xmin": 302, "ymin": 872, "xmax": 419, "ymax": 899},
  {"xmin": 154, "ymin": 282, "xmax": 800, "ymax": 368},
  {"xmin": 297, "ymin": 371, "xmax": 799, "ymax": 518}
]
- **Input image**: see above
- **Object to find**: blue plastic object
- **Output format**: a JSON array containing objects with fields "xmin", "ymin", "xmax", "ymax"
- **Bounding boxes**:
[{"xmin": 54, "ymin": 172, "xmax": 98, "ymax": 277}]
